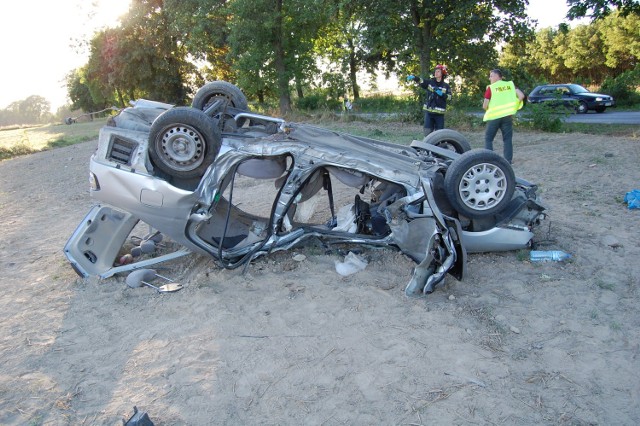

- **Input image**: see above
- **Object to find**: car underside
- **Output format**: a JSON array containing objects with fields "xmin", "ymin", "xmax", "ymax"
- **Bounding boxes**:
[{"xmin": 64, "ymin": 82, "xmax": 546, "ymax": 297}]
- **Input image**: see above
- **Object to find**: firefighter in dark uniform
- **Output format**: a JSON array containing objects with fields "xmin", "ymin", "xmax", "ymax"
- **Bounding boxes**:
[{"xmin": 407, "ymin": 64, "xmax": 452, "ymax": 136}]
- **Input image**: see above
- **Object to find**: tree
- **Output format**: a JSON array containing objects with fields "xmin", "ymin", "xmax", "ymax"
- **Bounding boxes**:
[
  {"xmin": 599, "ymin": 11, "xmax": 640, "ymax": 71},
  {"xmin": 164, "ymin": 0, "xmax": 234, "ymax": 82},
  {"xmin": 115, "ymin": 0, "xmax": 193, "ymax": 104},
  {"xmin": 66, "ymin": 67, "xmax": 111, "ymax": 113},
  {"xmin": 562, "ymin": 24, "xmax": 607, "ymax": 82},
  {"xmin": 19, "ymin": 96, "xmax": 51, "ymax": 122},
  {"xmin": 358, "ymin": 0, "xmax": 532, "ymax": 76},
  {"xmin": 228, "ymin": 0, "xmax": 331, "ymax": 114},
  {"xmin": 0, "ymin": 96, "xmax": 52, "ymax": 125},
  {"xmin": 84, "ymin": 29, "xmax": 125, "ymax": 105},
  {"xmin": 500, "ymin": 11, "xmax": 639, "ymax": 86},
  {"xmin": 567, "ymin": 0, "xmax": 640, "ymax": 21},
  {"xmin": 497, "ymin": 40, "xmax": 539, "ymax": 93},
  {"xmin": 312, "ymin": 1, "xmax": 375, "ymax": 100},
  {"xmin": 79, "ymin": 0, "xmax": 194, "ymax": 108},
  {"xmin": 348, "ymin": 0, "xmax": 533, "ymax": 102},
  {"xmin": 69, "ymin": 0, "xmax": 547, "ymax": 113}
]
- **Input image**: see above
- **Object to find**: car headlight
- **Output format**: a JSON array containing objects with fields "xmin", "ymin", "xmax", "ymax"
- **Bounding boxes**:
[
  {"xmin": 595, "ymin": 97, "xmax": 603, "ymax": 101},
  {"xmin": 90, "ymin": 172, "xmax": 100, "ymax": 191}
]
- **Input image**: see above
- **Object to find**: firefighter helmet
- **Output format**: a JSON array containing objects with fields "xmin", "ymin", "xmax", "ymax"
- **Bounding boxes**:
[{"xmin": 434, "ymin": 64, "xmax": 448, "ymax": 76}]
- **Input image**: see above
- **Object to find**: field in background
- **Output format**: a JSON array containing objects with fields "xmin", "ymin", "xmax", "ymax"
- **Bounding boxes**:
[{"xmin": 0, "ymin": 119, "xmax": 106, "ymax": 160}]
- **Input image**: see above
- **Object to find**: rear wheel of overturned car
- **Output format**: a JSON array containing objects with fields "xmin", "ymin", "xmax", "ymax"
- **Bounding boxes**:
[
  {"xmin": 444, "ymin": 149, "xmax": 515, "ymax": 218},
  {"xmin": 422, "ymin": 129, "xmax": 471, "ymax": 154},
  {"xmin": 148, "ymin": 107, "xmax": 221, "ymax": 179},
  {"xmin": 192, "ymin": 81, "xmax": 249, "ymax": 130},
  {"xmin": 192, "ymin": 81, "xmax": 249, "ymax": 112}
]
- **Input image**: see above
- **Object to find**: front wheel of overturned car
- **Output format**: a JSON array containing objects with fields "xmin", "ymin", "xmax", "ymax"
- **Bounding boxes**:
[
  {"xmin": 148, "ymin": 107, "xmax": 221, "ymax": 180},
  {"xmin": 422, "ymin": 129, "xmax": 472, "ymax": 154},
  {"xmin": 444, "ymin": 149, "xmax": 515, "ymax": 218}
]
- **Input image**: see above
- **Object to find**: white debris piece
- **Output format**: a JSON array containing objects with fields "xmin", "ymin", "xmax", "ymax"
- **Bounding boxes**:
[{"xmin": 335, "ymin": 251, "xmax": 368, "ymax": 276}]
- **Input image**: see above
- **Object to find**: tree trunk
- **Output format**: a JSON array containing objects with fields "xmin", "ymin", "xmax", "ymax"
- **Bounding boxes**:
[
  {"xmin": 410, "ymin": 4, "xmax": 432, "ymax": 77},
  {"xmin": 274, "ymin": 0, "xmax": 291, "ymax": 115},
  {"xmin": 347, "ymin": 38, "xmax": 360, "ymax": 99},
  {"xmin": 275, "ymin": 51, "xmax": 291, "ymax": 115},
  {"xmin": 419, "ymin": 20, "xmax": 432, "ymax": 77},
  {"xmin": 295, "ymin": 78, "xmax": 304, "ymax": 98},
  {"xmin": 116, "ymin": 89, "xmax": 126, "ymax": 108},
  {"xmin": 127, "ymin": 89, "xmax": 136, "ymax": 107}
]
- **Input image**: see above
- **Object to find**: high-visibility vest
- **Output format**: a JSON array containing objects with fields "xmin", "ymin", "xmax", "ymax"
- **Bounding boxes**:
[{"xmin": 483, "ymin": 80, "xmax": 523, "ymax": 121}]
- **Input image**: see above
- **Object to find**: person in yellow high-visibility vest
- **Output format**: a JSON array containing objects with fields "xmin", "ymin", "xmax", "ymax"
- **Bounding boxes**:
[{"xmin": 482, "ymin": 69, "xmax": 525, "ymax": 164}]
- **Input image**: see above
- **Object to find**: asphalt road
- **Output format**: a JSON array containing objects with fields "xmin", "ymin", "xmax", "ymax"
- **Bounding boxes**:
[
  {"xmin": 562, "ymin": 110, "xmax": 640, "ymax": 125},
  {"xmin": 468, "ymin": 110, "xmax": 640, "ymax": 125}
]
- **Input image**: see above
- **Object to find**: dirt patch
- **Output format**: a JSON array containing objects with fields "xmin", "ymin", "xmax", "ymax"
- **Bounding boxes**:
[{"xmin": 1, "ymin": 127, "xmax": 639, "ymax": 425}]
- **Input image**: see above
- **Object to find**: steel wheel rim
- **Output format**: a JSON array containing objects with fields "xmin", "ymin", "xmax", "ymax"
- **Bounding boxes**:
[
  {"xmin": 157, "ymin": 124, "xmax": 205, "ymax": 171},
  {"xmin": 458, "ymin": 162, "xmax": 507, "ymax": 211}
]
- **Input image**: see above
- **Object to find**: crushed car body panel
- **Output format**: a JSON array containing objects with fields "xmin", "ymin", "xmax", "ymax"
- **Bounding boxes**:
[{"xmin": 64, "ymin": 83, "xmax": 546, "ymax": 296}]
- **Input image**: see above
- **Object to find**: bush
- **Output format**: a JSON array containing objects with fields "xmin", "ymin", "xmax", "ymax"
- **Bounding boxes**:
[
  {"xmin": 445, "ymin": 110, "xmax": 484, "ymax": 131},
  {"xmin": 600, "ymin": 67, "xmax": 640, "ymax": 107},
  {"xmin": 295, "ymin": 93, "xmax": 341, "ymax": 111},
  {"xmin": 522, "ymin": 102, "xmax": 564, "ymax": 132},
  {"xmin": 248, "ymin": 100, "xmax": 279, "ymax": 116},
  {"xmin": 450, "ymin": 92, "xmax": 484, "ymax": 110}
]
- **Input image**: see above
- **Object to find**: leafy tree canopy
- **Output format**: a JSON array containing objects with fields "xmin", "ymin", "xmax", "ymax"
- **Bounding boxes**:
[
  {"xmin": 228, "ymin": 0, "xmax": 330, "ymax": 113},
  {"xmin": 500, "ymin": 11, "xmax": 638, "ymax": 92},
  {"xmin": 357, "ymin": 0, "xmax": 534, "ymax": 97},
  {"xmin": 67, "ymin": 0, "xmax": 637, "ymax": 114},
  {"xmin": 567, "ymin": 0, "xmax": 640, "ymax": 21},
  {"xmin": 0, "ymin": 95, "xmax": 52, "ymax": 126}
]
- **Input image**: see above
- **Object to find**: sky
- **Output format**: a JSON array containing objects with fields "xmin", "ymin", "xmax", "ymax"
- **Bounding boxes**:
[
  {"xmin": 0, "ymin": 0, "xmax": 131, "ymax": 112},
  {"xmin": 0, "ymin": 0, "xmax": 582, "ymax": 112}
]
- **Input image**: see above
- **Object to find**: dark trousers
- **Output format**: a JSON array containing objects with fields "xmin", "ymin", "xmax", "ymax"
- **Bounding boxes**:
[
  {"xmin": 424, "ymin": 112, "xmax": 445, "ymax": 135},
  {"xmin": 484, "ymin": 115, "xmax": 513, "ymax": 163}
]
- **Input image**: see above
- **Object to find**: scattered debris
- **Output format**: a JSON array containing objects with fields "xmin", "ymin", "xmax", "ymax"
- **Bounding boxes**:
[
  {"xmin": 125, "ymin": 269, "xmax": 183, "ymax": 293},
  {"xmin": 335, "ymin": 252, "xmax": 368, "ymax": 276},
  {"xmin": 602, "ymin": 235, "xmax": 622, "ymax": 249},
  {"xmin": 123, "ymin": 406, "xmax": 154, "ymax": 426},
  {"xmin": 292, "ymin": 254, "xmax": 306, "ymax": 262},
  {"xmin": 624, "ymin": 190, "xmax": 640, "ymax": 209}
]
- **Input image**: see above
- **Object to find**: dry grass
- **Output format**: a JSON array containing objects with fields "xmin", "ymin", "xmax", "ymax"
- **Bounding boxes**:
[{"xmin": 0, "ymin": 119, "xmax": 106, "ymax": 160}]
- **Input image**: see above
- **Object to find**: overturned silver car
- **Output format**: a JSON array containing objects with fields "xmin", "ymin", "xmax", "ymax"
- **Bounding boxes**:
[{"xmin": 64, "ymin": 81, "xmax": 546, "ymax": 296}]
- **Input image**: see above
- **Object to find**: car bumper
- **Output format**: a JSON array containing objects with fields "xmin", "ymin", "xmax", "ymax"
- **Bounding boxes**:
[{"xmin": 587, "ymin": 99, "xmax": 615, "ymax": 109}]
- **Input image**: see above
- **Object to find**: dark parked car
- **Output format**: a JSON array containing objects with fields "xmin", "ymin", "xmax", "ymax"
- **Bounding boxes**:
[
  {"xmin": 527, "ymin": 84, "xmax": 615, "ymax": 114},
  {"xmin": 64, "ymin": 82, "xmax": 546, "ymax": 297}
]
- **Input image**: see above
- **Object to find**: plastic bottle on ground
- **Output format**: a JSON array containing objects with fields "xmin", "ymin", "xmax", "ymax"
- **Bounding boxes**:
[{"xmin": 529, "ymin": 250, "xmax": 571, "ymax": 262}]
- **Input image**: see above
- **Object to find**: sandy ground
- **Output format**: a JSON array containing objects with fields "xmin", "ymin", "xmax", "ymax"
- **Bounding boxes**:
[{"xmin": 1, "ymin": 125, "xmax": 640, "ymax": 425}]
